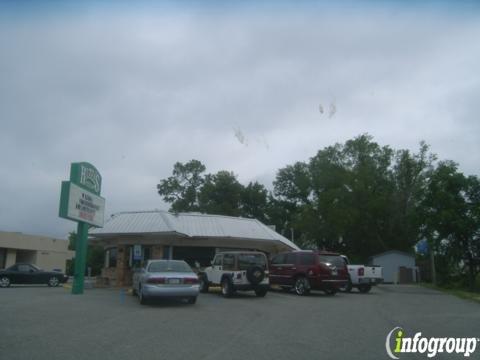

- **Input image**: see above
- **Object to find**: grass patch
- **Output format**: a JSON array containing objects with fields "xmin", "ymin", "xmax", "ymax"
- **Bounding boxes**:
[{"xmin": 419, "ymin": 282, "xmax": 480, "ymax": 304}]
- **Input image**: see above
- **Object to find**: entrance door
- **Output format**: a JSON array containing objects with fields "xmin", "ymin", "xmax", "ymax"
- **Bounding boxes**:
[
  {"xmin": 0, "ymin": 248, "xmax": 6, "ymax": 269},
  {"xmin": 207, "ymin": 254, "xmax": 223, "ymax": 284}
]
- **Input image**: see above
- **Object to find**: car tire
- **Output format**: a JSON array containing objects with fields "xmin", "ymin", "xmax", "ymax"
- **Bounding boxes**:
[
  {"xmin": 358, "ymin": 284, "xmax": 372, "ymax": 293},
  {"xmin": 0, "ymin": 276, "xmax": 11, "ymax": 288},
  {"xmin": 324, "ymin": 287, "xmax": 337, "ymax": 296},
  {"xmin": 47, "ymin": 276, "xmax": 60, "ymax": 287},
  {"xmin": 221, "ymin": 277, "xmax": 233, "ymax": 298},
  {"xmin": 139, "ymin": 286, "xmax": 148, "ymax": 305},
  {"xmin": 187, "ymin": 296, "xmax": 197, "ymax": 304},
  {"xmin": 294, "ymin": 276, "xmax": 310, "ymax": 296},
  {"xmin": 339, "ymin": 278, "xmax": 353, "ymax": 293},
  {"xmin": 254, "ymin": 287, "xmax": 268, "ymax": 297},
  {"xmin": 199, "ymin": 274, "xmax": 209, "ymax": 293},
  {"xmin": 246, "ymin": 266, "xmax": 265, "ymax": 285}
]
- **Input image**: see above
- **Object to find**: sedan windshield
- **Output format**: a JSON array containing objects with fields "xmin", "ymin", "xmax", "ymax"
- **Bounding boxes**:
[
  {"xmin": 148, "ymin": 261, "xmax": 192, "ymax": 273},
  {"xmin": 238, "ymin": 254, "xmax": 267, "ymax": 270}
]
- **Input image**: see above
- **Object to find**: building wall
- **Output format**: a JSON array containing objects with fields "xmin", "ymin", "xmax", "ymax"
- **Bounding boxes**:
[
  {"xmin": 370, "ymin": 252, "xmax": 416, "ymax": 283},
  {"xmin": 5, "ymin": 249, "xmax": 17, "ymax": 268},
  {"xmin": 0, "ymin": 232, "xmax": 73, "ymax": 271},
  {"xmin": 36, "ymin": 251, "xmax": 71, "ymax": 272}
]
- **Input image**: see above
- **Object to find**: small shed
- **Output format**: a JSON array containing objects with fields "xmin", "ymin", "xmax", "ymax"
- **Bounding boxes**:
[{"xmin": 368, "ymin": 250, "xmax": 417, "ymax": 284}]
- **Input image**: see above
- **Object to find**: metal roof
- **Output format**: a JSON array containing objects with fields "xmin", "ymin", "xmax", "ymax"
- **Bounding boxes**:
[{"xmin": 89, "ymin": 210, "xmax": 299, "ymax": 251}]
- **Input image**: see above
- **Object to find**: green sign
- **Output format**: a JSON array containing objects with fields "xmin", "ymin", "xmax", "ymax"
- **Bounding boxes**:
[
  {"xmin": 59, "ymin": 162, "xmax": 105, "ymax": 295},
  {"xmin": 70, "ymin": 162, "xmax": 102, "ymax": 195}
]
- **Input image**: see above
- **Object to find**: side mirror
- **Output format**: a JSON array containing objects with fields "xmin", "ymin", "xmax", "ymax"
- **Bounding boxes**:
[{"xmin": 29, "ymin": 269, "xmax": 35, "ymax": 273}]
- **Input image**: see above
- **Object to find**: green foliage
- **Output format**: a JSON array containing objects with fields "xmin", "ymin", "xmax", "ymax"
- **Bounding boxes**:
[
  {"xmin": 272, "ymin": 134, "xmax": 433, "ymax": 260},
  {"xmin": 157, "ymin": 161, "xmax": 270, "ymax": 221},
  {"xmin": 67, "ymin": 231, "xmax": 105, "ymax": 276},
  {"xmin": 198, "ymin": 171, "xmax": 243, "ymax": 216},
  {"xmin": 421, "ymin": 161, "xmax": 480, "ymax": 290},
  {"xmin": 157, "ymin": 160, "xmax": 206, "ymax": 212},
  {"xmin": 241, "ymin": 182, "xmax": 269, "ymax": 222}
]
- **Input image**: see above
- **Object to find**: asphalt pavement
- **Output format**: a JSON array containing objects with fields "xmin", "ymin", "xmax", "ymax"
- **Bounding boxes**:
[{"xmin": 0, "ymin": 284, "xmax": 479, "ymax": 360}]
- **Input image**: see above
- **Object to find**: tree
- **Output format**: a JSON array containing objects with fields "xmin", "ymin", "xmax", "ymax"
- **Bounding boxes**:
[
  {"xmin": 240, "ymin": 181, "xmax": 268, "ymax": 222},
  {"xmin": 67, "ymin": 231, "xmax": 105, "ymax": 276},
  {"xmin": 198, "ymin": 171, "xmax": 244, "ymax": 216},
  {"xmin": 390, "ymin": 142, "xmax": 436, "ymax": 251},
  {"xmin": 157, "ymin": 160, "xmax": 206, "ymax": 212},
  {"xmin": 422, "ymin": 161, "xmax": 480, "ymax": 290}
]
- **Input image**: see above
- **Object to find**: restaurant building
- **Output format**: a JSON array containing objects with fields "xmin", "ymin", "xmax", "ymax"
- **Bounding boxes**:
[{"xmin": 89, "ymin": 210, "xmax": 299, "ymax": 286}]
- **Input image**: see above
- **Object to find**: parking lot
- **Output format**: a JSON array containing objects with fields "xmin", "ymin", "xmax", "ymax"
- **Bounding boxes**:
[{"xmin": 1, "ymin": 285, "xmax": 479, "ymax": 360}]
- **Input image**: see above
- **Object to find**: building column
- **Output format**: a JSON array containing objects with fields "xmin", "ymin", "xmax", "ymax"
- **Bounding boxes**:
[{"xmin": 116, "ymin": 245, "xmax": 129, "ymax": 287}]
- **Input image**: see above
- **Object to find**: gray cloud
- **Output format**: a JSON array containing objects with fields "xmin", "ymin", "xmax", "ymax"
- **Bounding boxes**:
[{"xmin": 1, "ymin": 4, "xmax": 479, "ymax": 238}]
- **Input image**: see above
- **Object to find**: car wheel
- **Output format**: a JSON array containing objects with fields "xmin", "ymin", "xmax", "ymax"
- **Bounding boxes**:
[
  {"xmin": 254, "ymin": 287, "xmax": 268, "ymax": 297},
  {"xmin": 324, "ymin": 287, "xmax": 337, "ymax": 296},
  {"xmin": 294, "ymin": 276, "xmax": 310, "ymax": 296},
  {"xmin": 339, "ymin": 279, "xmax": 353, "ymax": 293},
  {"xmin": 139, "ymin": 286, "xmax": 148, "ymax": 305},
  {"xmin": 358, "ymin": 284, "xmax": 372, "ymax": 293},
  {"xmin": 187, "ymin": 296, "xmax": 197, "ymax": 304},
  {"xmin": 47, "ymin": 277, "xmax": 60, "ymax": 287},
  {"xmin": 221, "ymin": 278, "xmax": 233, "ymax": 298},
  {"xmin": 246, "ymin": 266, "xmax": 265, "ymax": 285},
  {"xmin": 0, "ymin": 276, "xmax": 11, "ymax": 288},
  {"xmin": 199, "ymin": 274, "xmax": 209, "ymax": 293}
]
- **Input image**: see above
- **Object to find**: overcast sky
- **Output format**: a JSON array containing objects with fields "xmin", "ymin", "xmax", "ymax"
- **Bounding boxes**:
[{"xmin": 1, "ymin": 1, "xmax": 479, "ymax": 239}]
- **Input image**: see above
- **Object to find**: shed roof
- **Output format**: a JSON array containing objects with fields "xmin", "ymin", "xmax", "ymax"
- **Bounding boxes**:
[
  {"xmin": 89, "ymin": 210, "xmax": 299, "ymax": 251},
  {"xmin": 369, "ymin": 250, "xmax": 415, "ymax": 260}
]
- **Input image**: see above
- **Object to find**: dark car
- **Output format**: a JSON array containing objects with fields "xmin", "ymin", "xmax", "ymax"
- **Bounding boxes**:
[
  {"xmin": 269, "ymin": 251, "xmax": 349, "ymax": 295},
  {"xmin": 0, "ymin": 263, "xmax": 68, "ymax": 288}
]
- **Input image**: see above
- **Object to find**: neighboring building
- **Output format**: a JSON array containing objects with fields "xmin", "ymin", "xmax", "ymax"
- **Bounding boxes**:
[
  {"xmin": 0, "ymin": 231, "xmax": 74, "ymax": 272},
  {"xmin": 89, "ymin": 210, "xmax": 300, "ymax": 286},
  {"xmin": 368, "ymin": 250, "xmax": 417, "ymax": 284}
]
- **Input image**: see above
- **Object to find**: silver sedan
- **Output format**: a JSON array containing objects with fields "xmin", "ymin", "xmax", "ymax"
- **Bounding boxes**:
[{"xmin": 133, "ymin": 260, "xmax": 200, "ymax": 305}]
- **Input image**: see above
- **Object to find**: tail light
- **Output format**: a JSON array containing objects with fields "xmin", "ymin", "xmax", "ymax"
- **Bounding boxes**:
[
  {"xmin": 183, "ymin": 277, "xmax": 199, "ymax": 284},
  {"xmin": 358, "ymin": 267, "xmax": 364, "ymax": 276},
  {"xmin": 147, "ymin": 277, "xmax": 165, "ymax": 284}
]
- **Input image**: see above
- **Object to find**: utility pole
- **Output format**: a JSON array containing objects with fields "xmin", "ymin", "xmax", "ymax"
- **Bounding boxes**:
[{"xmin": 430, "ymin": 245, "xmax": 436, "ymax": 285}]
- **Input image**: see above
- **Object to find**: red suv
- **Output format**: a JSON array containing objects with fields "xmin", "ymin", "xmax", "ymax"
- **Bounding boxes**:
[{"xmin": 269, "ymin": 251, "xmax": 349, "ymax": 295}]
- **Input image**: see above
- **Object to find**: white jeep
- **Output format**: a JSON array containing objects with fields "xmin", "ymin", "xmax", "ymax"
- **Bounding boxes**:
[{"xmin": 198, "ymin": 251, "xmax": 269, "ymax": 298}]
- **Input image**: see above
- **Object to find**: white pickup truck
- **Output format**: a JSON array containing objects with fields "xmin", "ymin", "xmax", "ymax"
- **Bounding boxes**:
[{"xmin": 340, "ymin": 255, "xmax": 383, "ymax": 293}]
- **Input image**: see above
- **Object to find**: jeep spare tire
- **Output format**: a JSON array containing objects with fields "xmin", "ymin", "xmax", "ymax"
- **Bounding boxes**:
[{"xmin": 246, "ymin": 266, "xmax": 265, "ymax": 285}]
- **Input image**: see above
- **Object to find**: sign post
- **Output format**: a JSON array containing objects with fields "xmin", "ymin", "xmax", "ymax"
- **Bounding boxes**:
[{"xmin": 59, "ymin": 162, "xmax": 105, "ymax": 295}]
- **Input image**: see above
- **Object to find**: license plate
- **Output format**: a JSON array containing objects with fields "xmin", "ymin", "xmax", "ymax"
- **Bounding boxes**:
[
  {"xmin": 168, "ymin": 278, "xmax": 180, "ymax": 284},
  {"xmin": 331, "ymin": 270, "xmax": 338, "ymax": 276}
]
